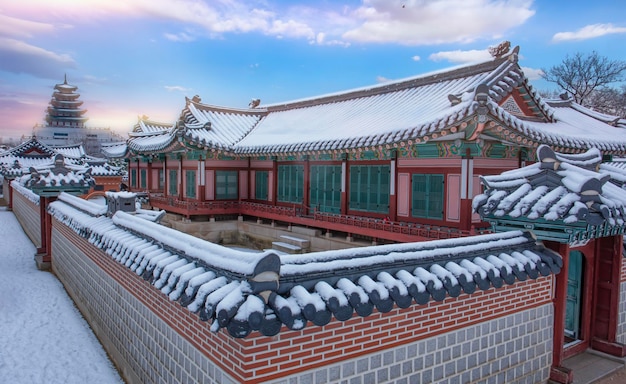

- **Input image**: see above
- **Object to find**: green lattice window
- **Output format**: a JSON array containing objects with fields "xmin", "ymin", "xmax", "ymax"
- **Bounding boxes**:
[
  {"xmin": 310, "ymin": 165, "xmax": 341, "ymax": 213},
  {"xmin": 186, "ymin": 170, "xmax": 196, "ymax": 198},
  {"xmin": 277, "ymin": 165, "xmax": 304, "ymax": 203},
  {"xmin": 130, "ymin": 169, "xmax": 137, "ymax": 188},
  {"xmin": 140, "ymin": 169, "xmax": 147, "ymax": 189},
  {"xmin": 412, "ymin": 174, "xmax": 444, "ymax": 219},
  {"xmin": 168, "ymin": 170, "xmax": 178, "ymax": 195},
  {"xmin": 216, "ymin": 170, "xmax": 238, "ymax": 200},
  {"xmin": 349, "ymin": 165, "xmax": 390, "ymax": 213},
  {"xmin": 255, "ymin": 171, "xmax": 269, "ymax": 200},
  {"xmin": 158, "ymin": 169, "xmax": 165, "ymax": 190}
]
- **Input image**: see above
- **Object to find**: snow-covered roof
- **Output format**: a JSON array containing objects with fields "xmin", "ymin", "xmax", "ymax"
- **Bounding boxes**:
[
  {"xmin": 473, "ymin": 144, "xmax": 626, "ymax": 242},
  {"xmin": 50, "ymin": 144, "xmax": 85, "ymax": 159},
  {"xmin": 49, "ymin": 193, "xmax": 562, "ymax": 338},
  {"xmin": 20, "ymin": 154, "xmax": 95, "ymax": 196},
  {"xmin": 123, "ymin": 45, "xmax": 626, "ymax": 158},
  {"xmin": 1, "ymin": 138, "xmax": 123, "ymax": 178},
  {"xmin": 100, "ymin": 142, "xmax": 128, "ymax": 159}
]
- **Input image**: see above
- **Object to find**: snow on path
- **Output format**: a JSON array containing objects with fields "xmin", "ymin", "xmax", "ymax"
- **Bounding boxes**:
[{"xmin": 0, "ymin": 209, "xmax": 123, "ymax": 384}]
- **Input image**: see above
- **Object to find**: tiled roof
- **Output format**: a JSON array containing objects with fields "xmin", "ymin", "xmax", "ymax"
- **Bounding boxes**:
[
  {"xmin": 121, "ymin": 45, "xmax": 626, "ymax": 157},
  {"xmin": 22, "ymin": 154, "xmax": 95, "ymax": 195},
  {"xmin": 181, "ymin": 99, "xmax": 265, "ymax": 151},
  {"xmin": 473, "ymin": 145, "xmax": 626, "ymax": 242},
  {"xmin": 49, "ymin": 193, "xmax": 562, "ymax": 338},
  {"xmin": 100, "ymin": 142, "xmax": 128, "ymax": 159},
  {"xmin": 2, "ymin": 138, "xmax": 122, "ymax": 178}
]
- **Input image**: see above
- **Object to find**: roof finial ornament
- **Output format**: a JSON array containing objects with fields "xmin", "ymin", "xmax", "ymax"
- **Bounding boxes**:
[
  {"xmin": 64, "ymin": 73, "xmax": 67, "ymax": 84},
  {"xmin": 249, "ymin": 98, "xmax": 261, "ymax": 108},
  {"xmin": 488, "ymin": 41, "xmax": 511, "ymax": 59}
]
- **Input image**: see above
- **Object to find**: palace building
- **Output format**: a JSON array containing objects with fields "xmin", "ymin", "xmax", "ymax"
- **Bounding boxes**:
[
  {"xmin": 5, "ymin": 42, "xmax": 617, "ymax": 383},
  {"xmin": 31, "ymin": 76, "xmax": 123, "ymax": 156}
]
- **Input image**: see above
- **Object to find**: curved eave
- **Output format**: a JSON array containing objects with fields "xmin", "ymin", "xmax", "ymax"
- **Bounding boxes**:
[{"xmin": 489, "ymin": 103, "xmax": 626, "ymax": 154}]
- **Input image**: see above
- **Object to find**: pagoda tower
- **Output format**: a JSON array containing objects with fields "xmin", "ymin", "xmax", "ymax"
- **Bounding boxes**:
[
  {"xmin": 30, "ymin": 76, "xmax": 123, "ymax": 156},
  {"xmin": 45, "ymin": 75, "xmax": 89, "ymax": 128}
]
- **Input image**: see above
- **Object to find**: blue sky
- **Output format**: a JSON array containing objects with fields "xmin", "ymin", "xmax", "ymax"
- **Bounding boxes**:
[{"xmin": 1, "ymin": 0, "xmax": 625, "ymax": 140}]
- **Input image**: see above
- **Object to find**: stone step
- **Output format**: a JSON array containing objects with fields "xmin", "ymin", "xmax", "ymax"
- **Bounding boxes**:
[
  {"xmin": 290, "ymin": 226, "xmax": 321, "ymax": 237},
  {"xmin": 279, "ymin": 235, "xmax": 310, "ymax": 249},
  {"xmin": 272, "ymin": 241, "xmax": 302, "ymax": 254}
]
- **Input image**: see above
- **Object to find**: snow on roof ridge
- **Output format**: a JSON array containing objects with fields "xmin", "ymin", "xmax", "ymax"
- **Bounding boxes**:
[{"xmin": 262, "ymin": 56, "xmax": 514, "ymax": 112}]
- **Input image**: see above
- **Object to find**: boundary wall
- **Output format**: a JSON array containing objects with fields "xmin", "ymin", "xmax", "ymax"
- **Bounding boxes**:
[
  {"xmin": 11, "ymin": 183, "xmax": 41, "ymax": 247},
  {"xmin": 51, "ymin": 216, "xmax": 554, "ymax": 384}
]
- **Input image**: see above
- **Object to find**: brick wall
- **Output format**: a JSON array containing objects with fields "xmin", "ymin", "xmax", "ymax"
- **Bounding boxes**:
[
  {"xmin": 51, "ymin": 218, "xmax": 555, "ymax": 383},
  {"xmin": 12, "ymin": 186, "xmax": 41, "ymax": 248}
]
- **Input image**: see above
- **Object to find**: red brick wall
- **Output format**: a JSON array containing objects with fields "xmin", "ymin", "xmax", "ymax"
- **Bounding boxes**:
[{"xmin": 53, "ymin": 220, "xmax": 553, "ymax": 382}]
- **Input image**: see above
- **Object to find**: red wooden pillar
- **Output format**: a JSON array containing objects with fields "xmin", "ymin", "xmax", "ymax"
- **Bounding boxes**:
[
  {"xmin": 389, "ymin": 151, "xmax": 398, "ymax": 222},
  {"xmin": 459, "ymin": 148, "xmax": 473, "ymax": 231},
  {"xmin": 7, "ymin": 180, "xmax": 13, "ymax": 210},
  {"xmin": 198, "ymin": 156, "xmax": 206, "ymax": 202},
  {"xmin": 163, "ymin": 157, "xmax": 168, "ymax": 196},
  {"xmin": 147, "ymin": 159, "xmax": 153, "ymax": 192},
  {"xmin": 35, "ymin": 196, "xmax": 53, "ymax": 270},
  {"xmin": 178, "ymin": 155, "xmax": 183, "ymax": 200},
  {"xmin": 591, "ymin": 235, "xmax": 626, "ymax": 356},
  {"xmin": 547, "ymin": 240, "xmax": 574, "ymax": 384},
  {"xmin": 341, "ymin": 154, "xmax": 348, "ymax": 215}
]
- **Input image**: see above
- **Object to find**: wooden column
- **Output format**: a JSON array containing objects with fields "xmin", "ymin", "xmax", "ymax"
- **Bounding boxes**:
[
  {"xmin": 389, "ymin": 151, "xmax": 398, "ymax": 222},
  {"xmin": 198, "ymin": 156, "xmax": 206, "ymax": 202},
  {"xmin": 459, "ymin": 148, "xmax": 474, "ymax": 231},
  {"xmin": 591, "ymin": 235, "xmax": 626, "ymax": 356},
  {"xmin": 35, "ymin": 196, "xmax": 53, "ymax": 270},
  {"xmin": 341, "ymin": 154, "xmax": 348, "ymax": 215},
  {"xmin": 547, "ymin": 241, "xmax": 573, "ymax": 384},
  {"xmin": 147, "ymin": 158, "xmax": 153, "ymax": 192}
]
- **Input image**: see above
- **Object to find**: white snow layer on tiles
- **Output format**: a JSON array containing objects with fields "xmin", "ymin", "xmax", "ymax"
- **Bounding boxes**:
[
  {"xmin": 58, "ymin": 192, "xmax": 107, "ymax": 216},
  {"xmin": 111, "ymin": 211, "xmax": 273, "ymax": 275},
  {"xmin": 235, "ymin": 72, "xmax": 490, "ymax": 149},
  {"xmin": 11, "ymin": 179, "xmax": 40, "ymax": 205},
  {"xmin": 279, "ymin": 231, "xmax": 530, "ymax": 275}
]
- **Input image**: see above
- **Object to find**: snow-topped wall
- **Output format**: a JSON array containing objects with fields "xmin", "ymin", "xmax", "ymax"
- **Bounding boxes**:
[{"xmin": 45, "ymin": 192, "xmax": 558, "ymax": 383}]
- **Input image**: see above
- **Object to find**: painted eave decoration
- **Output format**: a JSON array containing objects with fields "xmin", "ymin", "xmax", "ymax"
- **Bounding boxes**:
[
  {"xmin": 473, "ymin": 145, "xmax": 626, "ymax": 243},
  {"xmin": 49, "ymin": 192, "xmax": 562, "ymax": 338}
]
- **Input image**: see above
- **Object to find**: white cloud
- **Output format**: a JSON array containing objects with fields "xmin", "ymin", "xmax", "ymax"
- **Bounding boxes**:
[
  {"xmin": 342, "ymin": 0, "xmax": 535, "ymax": 45},
  {"xmin": 376, "ymin": 76, "xmax": 391, "ymax": 83},
  {"xmin": 164, "ymin": 32, "xmax": 195, "ymax": 42},
  {"xmin": 429, "ymin": 49, "xmax": 491, "ymax": 64},
  {"xmin": 0, "ymin": 14, "xmax": 57, "ymax": 39},
  {"xmin": 552, "ymin": 23, "xmax": 626, "ymax": 42},
  {"xmin": 520, "ymin": 66, "xmax": 543, "ymax": 81},
  {"xmin": 164, "ymin": 85, "xmax": 192, "ymax": 93},
  {"xmin": 412, "ymin": 55, "xmax": 420, "ymax": 61},
  {"xmin": 0, "ymin": 37, "xmax": 76, "ymax": 78}
]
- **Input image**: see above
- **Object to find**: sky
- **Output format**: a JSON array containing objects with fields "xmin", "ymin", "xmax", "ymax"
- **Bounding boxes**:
[
  {"xmin": 1, "ymin": 0, "xmax": 625, "ymax": 140},
  {"xmin": 0, "ymin": 207, "xmax": 123, "ymax": 384}
]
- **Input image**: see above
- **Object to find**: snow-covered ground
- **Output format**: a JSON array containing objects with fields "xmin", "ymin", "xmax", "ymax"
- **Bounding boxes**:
[{"xmin": 0, "ymin": 207, "xmax": 123, "ymax": 384}]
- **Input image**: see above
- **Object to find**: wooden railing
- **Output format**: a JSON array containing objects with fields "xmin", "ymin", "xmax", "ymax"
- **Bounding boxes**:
[{"xmin": 147, "ymin": 193, "xmax": 489, "ymax": 241}]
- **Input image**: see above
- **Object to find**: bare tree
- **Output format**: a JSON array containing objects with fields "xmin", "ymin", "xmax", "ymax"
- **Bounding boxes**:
[
  {"xmin": 586, "ymin": 86, "xmax": 626, "ymax": 118},
  {"xmin": 541, "ymin": 51, "xmax": 626, "ymax": 105}
]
